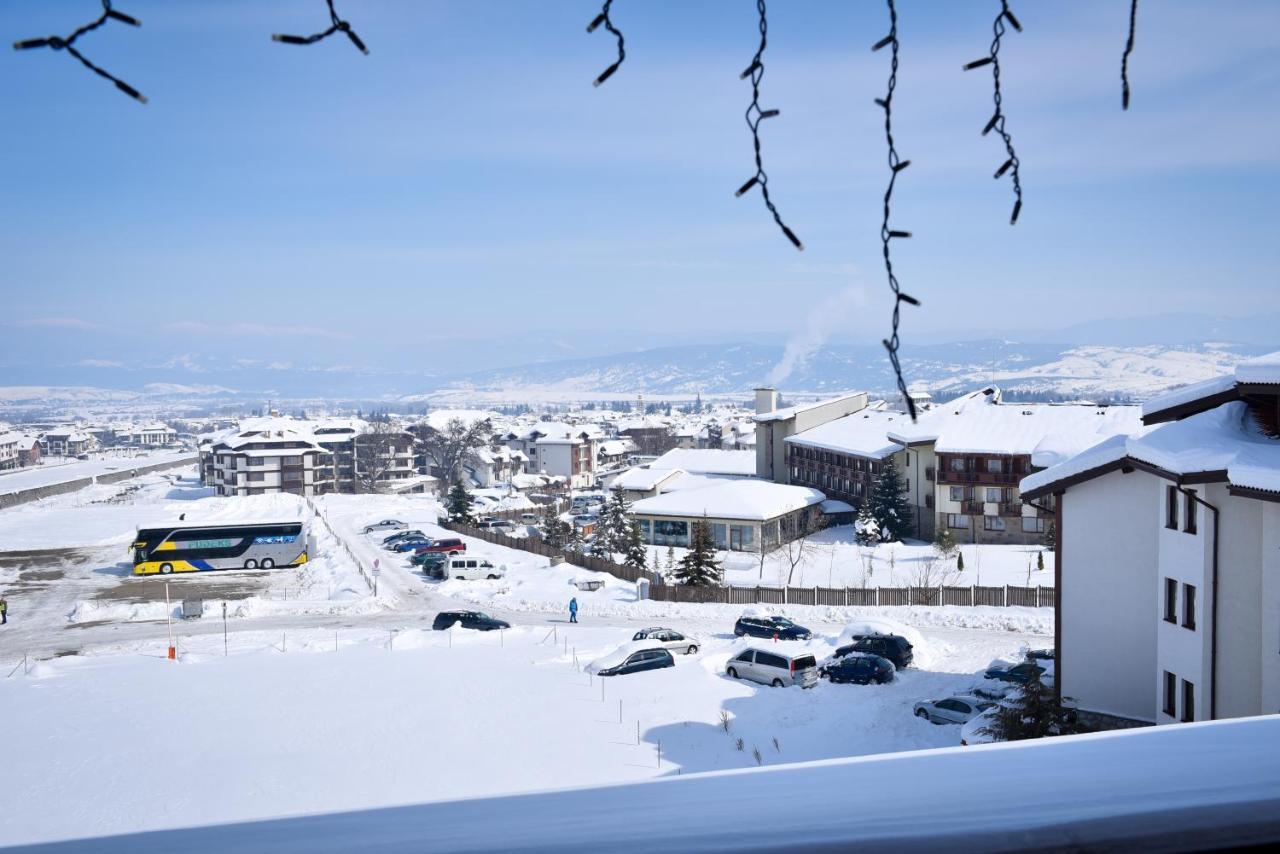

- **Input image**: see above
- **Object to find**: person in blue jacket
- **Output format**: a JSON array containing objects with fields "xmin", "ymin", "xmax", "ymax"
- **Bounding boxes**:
[{"xmin": 568, "ymin": 597, "xmax": 579, "ymax": 623}]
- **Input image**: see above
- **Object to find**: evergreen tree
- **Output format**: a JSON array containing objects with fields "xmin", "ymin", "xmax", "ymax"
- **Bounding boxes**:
[
  {"xmin": 979, "ymin": 673, "xmax": 1076, "ymax": 743},
  {"xmin": 596, "ymin": 485, "xmax": 632, "ymax": 558},
  {"xmin": 933, "ymin": 527, "xmax": 958, "ymax": 559},
  {"xmin": 623, "ymin": 521, "xmax": 647, "ymax": 569},
  {"xmin": 956, "ymin": 550, "xmax": 965, "ymax": 572},
  {"xmin": 855, "ymin": 501, "xmax": 880, "ymax": 546},
  {"xmin": 1042, "ymin": 520, "xmax": 1057, "ymax": 551},
  {"xmin": 539, "ymin": 502, "xmax": 570, "ymax": 548},
  {"xmin": 1036, "ymin": 550, "xmax": 1045, "ymax": 572},
  {"xmin": 666, "ymin": 544, "xmax": 676, "ymax": 573},
  {"xmin": 869, "ymin": 462, "xmax": 913, "ymax": 543},
  {"xmin": 566, "ymin": 521, "xmax": 584, "ymax": 553},
  {"xmin": 446, "ymin": 481, "xmax": 474, "ymax": 526},
  {"xmin": 673, "ymin": 517, "xmax": 723, "ymax": 586}
]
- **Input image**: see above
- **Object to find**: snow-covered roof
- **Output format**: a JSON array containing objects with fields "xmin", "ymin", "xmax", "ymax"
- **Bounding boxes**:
[
  {"xmin": 754, "ymin": 392, "xmax": 866, "ymax": 423},
  {"xmin": 1142, "ymin": 350, "xmax": 1280, "ymax": 418},
  {"xmin": 1022, "ymin": 401, "xmax": 1280, "ymax": 498},
  {"xmin": 597, "ymin": 439, "xmax": 635, "ymax": 457},
  {"xmin": 888, "ymin": 387, "xmax": 1143, "ymax": 465},
  {"xmin": 631, "ymin": 479, "xmax": 824, "ymax": 522},
  {"xmin": 612, "ymin": 466, "xmax": 685, "ymax": 493},
  {"xmin": 649, "ymin": 448, "xmax": 756, "ymax": 477},
  {"xmin": 820, "ymin": 499, "xmax": 856, "ymax": 514},
  {"xmin": 785, "ymin": 409, "xmax": 906, "ymax": 459}
]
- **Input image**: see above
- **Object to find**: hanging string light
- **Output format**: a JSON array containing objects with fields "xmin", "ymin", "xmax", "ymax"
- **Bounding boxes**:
[
  {"xmin": 964, "ymin": 1, "xmax": 1023, "ymax": 225},
  {"xmin": 1121, "ymin": 0, "xmax": 1139, "ymax": 109},
  {"xmin": 272, "ymin": 0, "xmax": 368, "ymax": 55},
  {"xmin": 586, "ymin": 0, "xmax": 625, "ymax": 87},
  {"xmin": 735, "ymin": 0, "xmax": 803, "ymax": 251},
  {"xmin": 12, "ymin": 1, "xmax": 146, "ymax": 103},
  {"xmin": 872, "ymin": 0, "xmax": 920, "ymax": 421}
]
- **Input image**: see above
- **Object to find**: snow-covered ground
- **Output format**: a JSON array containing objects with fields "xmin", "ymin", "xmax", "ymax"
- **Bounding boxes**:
[
  {"xmin": 0, "ymin": 448, "xmax": 193, "ymax": 494},
  {"xmin": 0, "ymin": 468, "xmax": 1057, "ymax": 848},
  {"xmin": 642, "ymin": 527, "xmax": 1055, "ymax": 590}
]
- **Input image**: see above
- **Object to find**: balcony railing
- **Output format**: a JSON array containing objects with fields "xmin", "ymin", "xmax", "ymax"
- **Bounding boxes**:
[
  {"xmin": 962, "ymin": 501, "xmax": 984, "ymax": 514},
  {"xmin": 936, "ymin": 470, "xmax": 1020, "ymax": 485}
]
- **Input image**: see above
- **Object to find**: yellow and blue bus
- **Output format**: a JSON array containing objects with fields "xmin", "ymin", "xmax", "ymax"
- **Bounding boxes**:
[{"xmin": 131, "ymin": 522, "xmax": 309, "ymax": 575}]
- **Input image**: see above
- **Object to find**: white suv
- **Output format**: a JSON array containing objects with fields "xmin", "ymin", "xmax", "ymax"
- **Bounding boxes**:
[
  {"xmin": 445, "ymin": 557, "xmax": 506, "ymax": 581},
  {"xmin": 631, "ymin": 627, "xmax": 699, "ymax": 655},
  {"xmin": 726, "ymin": 648, "xmax": 818, "ymax": 688}
]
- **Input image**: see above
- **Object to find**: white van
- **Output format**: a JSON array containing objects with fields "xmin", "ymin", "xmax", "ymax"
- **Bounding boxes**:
[{"xmin": 446, "ymin": 557, "xmax": 506, "ymax": 581}]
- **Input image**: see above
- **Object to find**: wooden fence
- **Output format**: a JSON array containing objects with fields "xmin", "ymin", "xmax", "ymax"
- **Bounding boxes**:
[
  {"xmin": 647, "ymin": 583, "xmax": 1056, "ymax": 608},
  {"xmin": 439, "ymin": 520, "xmax": 1054, "ymax": 608}
]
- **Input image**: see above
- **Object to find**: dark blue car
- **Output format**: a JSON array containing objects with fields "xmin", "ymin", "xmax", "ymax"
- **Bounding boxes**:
[
  {"xmin": 596, "ymin": 648, "xmax": 675, "ymax": 677},
  {"xmin": 820, "ymin": 653, "xmax": 895, "ymax": 685},
  {"xmin": 390, "ymin": 538, "xmax": 431, "ymax": 553},
  {"xmin": 733, "ymin": 615, "xmax": 813, "ymax": 641},
  {"xmin": 985, "ymin": 661, "xmax": 1047, "ymax": 684}
]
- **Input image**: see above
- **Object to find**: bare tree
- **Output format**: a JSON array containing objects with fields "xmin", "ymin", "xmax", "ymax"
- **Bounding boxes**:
[
  {"xmin": 909, "ymin": 556, "xmax": 962, "ymax": 589},
  {"xmin": 417, "ymin": 416, "xmax": 492, "ymax": 484},
  {"xmin": 353, "ymin": 419, "xmax": 407, "ymax": 494},
  {"xmin": 779, "ymin": 511, "xmax": 825, "ymax": 586}
]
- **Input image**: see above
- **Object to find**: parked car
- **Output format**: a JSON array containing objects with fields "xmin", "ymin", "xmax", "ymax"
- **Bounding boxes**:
[
  {"xmin": 519, "ymin": 513, "xmax": 540, "ymax": 524},
  {"xmin": 382, "ymin": 530, "xmax": 425, "ymax": 546},
  {"xmin": 820, "ymin": 653, "xmax": 895, "ymax": 685},
  {"xmin": 444, "ymin": 557, "xmax": 505, "ymax": 581},
  {"xmin": 913, "ymin": 695, "xmax": 997, "ymax": 725},
  {"xmin": 631, "ymin": 627, "xmax": 699, "ymax": 655},
  {"xmin": 834, "ymin": 633, "xmax": 914, "ymax": 669},
  {"xmin": 596, "ymin": 648, "xmax": 675, "ymax": 677},
  {"xmin": 432, "ymin": 610, "xmax": 510, "ymax": 632},
  {"xmin": 389, "ymin": 538, "xmax": 433, "ymax": 552},
  {"xmin": 410, "ymin": 551, "xmax": 447, "ymax": 570},
  {"xmin": 476, "ymin": 520, "xmax": 515, "ymax": 533},
  {"xmin": 364, "ymin": 519, "xmax": 407, "ymax": 534},
  {"xmin": 725, "ymin": 648, "xmax": 818, "ymax": 688},
  {"xmin": 733, "ymin": 615, "xmax": 813, "ymax": 641},
  {"xmin": 411, "ymin": 538, "xmax": 466, "ymax": 556},
  {"xmin": 1026, "ymin": 648, "xmax": 1055, "ymax": 662},
  {"xmin": 985, "ymin": 660, "xmax": 1048, "ymax": 684},
  {"xmin": 960, "ymin": 706, "xmax": 1000, "ymax": 746}
]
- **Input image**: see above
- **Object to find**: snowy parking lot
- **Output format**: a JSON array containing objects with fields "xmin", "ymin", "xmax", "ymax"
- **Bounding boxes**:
[{"xmin": 0, "ymin": 467, "xmax": 1052, "ymax": 847}]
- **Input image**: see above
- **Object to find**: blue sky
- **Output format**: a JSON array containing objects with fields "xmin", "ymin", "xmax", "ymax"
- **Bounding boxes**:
[{"xmin": 1, "ymin": 0, "xmax": 1277, "ymax": 384}]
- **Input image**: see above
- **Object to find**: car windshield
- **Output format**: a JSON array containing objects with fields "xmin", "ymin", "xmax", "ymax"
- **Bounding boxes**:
[
  {"xmin": 771, "ymin": 617, "xmax": 794, "ymax": 627},
  {"xmin": 793, "ymin": 655, "xmax": 817, "ymax": 670}
]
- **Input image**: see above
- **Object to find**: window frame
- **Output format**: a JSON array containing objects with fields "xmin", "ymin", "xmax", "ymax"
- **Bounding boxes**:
[
  {"xmin": 1184, "ymin": 490, "xmax": 1198, "ymax": 534},
  {"xmin": 1166, "ymin": 485, "xmax": 1179, "ymax": 530},
  {"xmin": 1164, "ymin": 577, "xmax": 1177, "ymax": 624},
  {"xmin": 1163, "ymin": 671, "xmax": 1176, "ymax": 717},
  {"xmin": 1181, "ymin": 679, "xmax": 1195, "ymax": 723},
  {"xmin": 1183, "ymin": 583, "xmax": 1196, "ymax": 630}
]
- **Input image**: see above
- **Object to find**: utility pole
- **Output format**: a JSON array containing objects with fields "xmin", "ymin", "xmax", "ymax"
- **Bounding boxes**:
[{"xmin": 222, "ymin": 601, "xmax": 228, "ymax": 657}]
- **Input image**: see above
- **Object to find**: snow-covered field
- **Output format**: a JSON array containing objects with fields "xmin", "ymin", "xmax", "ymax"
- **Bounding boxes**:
[
  {"xmin": 0, "ymin": 448, "xmax": 194, "ymax": 495},
  {"xmin": 0, "ymin": 467, "xmax": 1055, "ymax": 848}
]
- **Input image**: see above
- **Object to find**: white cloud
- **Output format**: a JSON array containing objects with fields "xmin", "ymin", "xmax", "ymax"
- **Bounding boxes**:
[
  {"xmin": 163, "ymin": 321, "xmax": 351, "ymax": 340},
  {"xmin": 15, "ymin": 317, "xmax": 100, "ymax": 331},
  {"xmin": 77, "ymin": 359, "xmax": 124, "ymax": 368}
]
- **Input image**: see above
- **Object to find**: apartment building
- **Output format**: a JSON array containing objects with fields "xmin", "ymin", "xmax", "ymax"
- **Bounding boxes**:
[
  {"xmin": 784, "ymin": 407, "xmax": 910, "ymax": 523},
  {"xmin": 0, "ymin": 432, "xmax": 40, "ymax": 471},
  {"xmin": 504, "ymin": 423, "xmax": 601, "ymax": 489},
  {"xmin": 207, "ymin": 424, "xmax": 335, "ymax": 497},
  {"xmin": 889, "ymin": 387, "xmax": 1142, "ymax": 545},
  {"xmin": 124, "ymin": 423, "xmax": 179, "ymax": 447},
  {"xmin": 1021, "ymin": 353, "xmax": 1280, "ymax": 727},
  {"xmin": 753, "ymin": 388, "xmax": 869, "ymax": 482},
  {"xmin": 40, "ymin": 428, "xmax": 96, "ymax": 457}
]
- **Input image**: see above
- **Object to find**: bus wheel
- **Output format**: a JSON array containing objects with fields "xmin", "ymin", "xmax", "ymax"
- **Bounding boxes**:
[
  {"xmin": 261, "ymin": 559, "xmax": 275, "ymax": 569},
  {"xmin": 159, "ymin": 563, "xmax": 173, "ymax": 575},
  {"xmin": 244, "ymin": 559, "xmax": 258, "ymax": 570}
]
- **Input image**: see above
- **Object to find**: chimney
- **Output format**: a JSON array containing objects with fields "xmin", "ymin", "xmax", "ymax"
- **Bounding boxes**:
[{"xmin": 754, "ymin": 387, "xmax": 778, "ymax": 416}]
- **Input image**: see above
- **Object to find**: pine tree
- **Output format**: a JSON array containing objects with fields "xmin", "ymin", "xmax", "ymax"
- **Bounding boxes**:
[
  {"xmin": 566, "ymin": 521, "xmax": 584, "ymax": 553},
  {"xmin": 855, "ymin": 501, "xmax": 880, "ymax": 546},
  {"xmin": 446, "ymin": 481, "xmax": 474, "ymax": 526},
  {"xmin": 673, "ymin": 517, "xmax": 723, "ymax": 586},
  {"xmin": 933, "ymin": 527, "xmax": 958, "ymax": 559},
  {"xmin": 869, "ymin": 462, "xmax": 913, "ymax": 543},
  {"xmin": 956, "ymin": 550, "xmax": 965, "ymax": 572},
  {"xmin": 623, "ymin": 521, "xmax": 647, "ymax": 569},
  {"xmin": 539, "ymin": 502, "xmax": 570, "ymax": 549},
  {"xmin": 1042, "ymin": 520, "xmax": 1057, "ymax": 550},
  {"xmin": 1036, "ymin": 550, "xmax": 1045, "ymax": 572},
  {"xmin": 979, "ymin": 673, "xmax": 1076, "ymax": 743},
  {"xmin": 666, "ymin": 544, "xmax": 676, "ymax": 572},
  {"xmin": 597, "ymin": 485, "xmax": 632, "ymax": 558}
]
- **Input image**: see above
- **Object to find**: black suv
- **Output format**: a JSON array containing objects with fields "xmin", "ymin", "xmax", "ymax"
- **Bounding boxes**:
[
  {"xmin": 733, "ymin": 615, "xmax": 813, "ymax": 641},
  {"xmin": 432, "ymin": 611, "xmax": 511, "ymax": 632},
  {"xmin": 835, "ymin": 633, "xmax": 914, "ymax": 669},
  {"xmin": 596, "ymin": 648, "xmax": 675, "ymax": 677}
]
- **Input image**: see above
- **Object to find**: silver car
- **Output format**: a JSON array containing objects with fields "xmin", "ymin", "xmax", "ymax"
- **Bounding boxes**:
[
  {"xmin": 725, "ymin": 648, "xmax": 818, "ymax": 688},
  {"xmin": 631, "ymin": 627, "xmax": 699, "ymax": 655},
  {"xmin": 913, "ymin": 695, "xmax": 997, "ymax": 725}
]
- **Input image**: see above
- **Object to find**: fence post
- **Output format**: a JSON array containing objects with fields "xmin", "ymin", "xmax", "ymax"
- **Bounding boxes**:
[
  {"xmin": 1004, "ymin": 585, "xmax": 1010, "ymax": 607},
  {"xmin": 876, "ymin": 587, "xmax": 882, "ymax": 606}
]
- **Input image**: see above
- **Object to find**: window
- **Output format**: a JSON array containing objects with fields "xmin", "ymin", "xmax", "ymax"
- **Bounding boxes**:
[
  {"xmin": 949, "ymin": 486, "xmax": 964, "ymax": 502},
  {"xmin": 1166, "ymin": 485, "xmax": 1179, "ymax": 529},
  {"xmin": 1021, "ymin": 517, "xmax": 1045, "ymax": 533},
  {"xmin": 711, "ymin": 523, "xmax": 728, "ymax": 550},
  {"xmin": 247, "ymin": 471, "xmax": 265, "ymax": 482},
  {"xmin": 983, "ymin": 516, "xmax": 1006, "ymax": 531},
  {"xmin": 947, "ymin": 514, "xmax": 970, "ymax": 529},
  {"xmin": 653, "ymin": 520, "xmax": 689, "ymax": 547},
  {"xmin": 950, "ymin": 456, "xmax": 966, "ymax": 472},
  {"xmin": 986, "ymin": 459, "xmax": 1004, "ymax": 474},
  {"xmin": 247, "ymin": 457, "xmax": 264, "ymax": 467},
  {"xmin": 1164, "ymin": 578, "xmax": 1177, "ymax": 623},
  {"xmin": 1163, "ymin": 671, "xmax": 1176, "ymax": 717},
  {"xmin": 985, "ymin": 487, "xmax": 1003, "ymax": 503},
  {"xmin": 1184, "ymin": 491, "xmax": 1197, "ymax": 534},
  {"xmin": 757, "ymin": 652, "xmax": 787, "ymax": 669},
  {"xmin": 1183, "ymin": 583, "xmax": 1196, "ymax": 630},
  {"xmin": 1181, "ymin": 680, "xmax": 1195, "ymax": 722}
]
